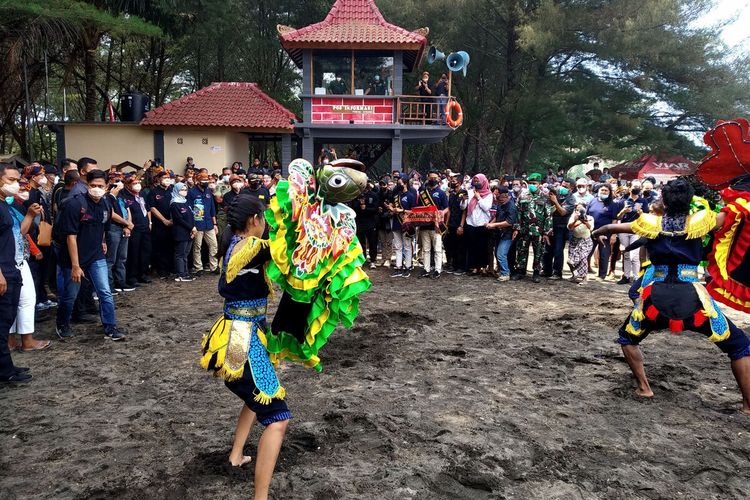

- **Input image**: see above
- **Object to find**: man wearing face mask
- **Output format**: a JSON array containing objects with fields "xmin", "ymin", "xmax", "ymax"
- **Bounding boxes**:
[
  {"xmin": 222, "ymin": 174, "xmax": 248, "ymax": 211},
  {"xmin": 120, "ymin": 173, "xmax": 152, "ymax": 287},
  {"xmin": 55, "ymin": 170, "xmax": 125, "ymax": 341},
  {"xmin": 573, "ymin": 178, "xmax": 594, "ymax": 205},
  {"xmin": 24, "ymin": 164, "xmax": 55, "ymax": 309},
  {"xmin": 543, "ymin": 178, "xmax": 577, "ymax": 280},
  {"xmin": 418, "ymin": 170, "xmax": 449, "ymax": 278},
  {"xmin": 394, "ymin": 177, "xmax": 419, "ymax": 277},
  {"xmin": 245, "ymin": 173, "xmax": 270, "ymax": 206},
  {"xmin": 70, "ymin": 157, "xmax": 99, "ymax": 197},
  {"xmin": 614, "ymin": 183, "xmax": 646, "ymax": 284},
  {"xmin": 1, "ymin": 163, "xmax": 43, "ymax": 381},
  {"xmin": 513, "ymin": 173, "xmax": 553, "ymax": 282},
  {"xmin": 444, "ymin": 173, "xmax": 467, "ymax": 274},
  {"xmin": 105, "ymin": 172, "xmax": 134, "ymax": 293},
  {"xmin": 147, "ymin": 170, "xmax": 175, "ymax": 279},
  {"xmin": 640, "ymin": 179, "xmax": 659, "ymax": 210},
  {"xmin": 366, "ymin": 74, "xmax": 386, "ymax": 95},
  {"xmin": 188, "ymin": 171, "xmax": 219, "ymax": 274}
]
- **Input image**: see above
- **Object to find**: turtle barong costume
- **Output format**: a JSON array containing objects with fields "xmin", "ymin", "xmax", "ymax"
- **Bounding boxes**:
[{"xmin": 200, "ymin": 159, "xmax": 371, "ymax": 421}]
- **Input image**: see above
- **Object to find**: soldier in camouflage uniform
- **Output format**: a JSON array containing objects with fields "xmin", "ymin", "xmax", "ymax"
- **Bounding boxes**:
[{"xmin": 513, "ymin": 173, "xmax": 553, "ymax": 283}]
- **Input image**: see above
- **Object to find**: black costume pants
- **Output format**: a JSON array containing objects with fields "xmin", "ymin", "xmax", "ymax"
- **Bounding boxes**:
[{"xmin": 0, "ymin": 281, "xmax": 22, "ymax": 377}]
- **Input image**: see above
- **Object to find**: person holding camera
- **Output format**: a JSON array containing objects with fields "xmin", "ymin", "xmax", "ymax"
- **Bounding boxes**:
[
  {"xmin": 444, "ymin": 174, "xmax": 467, "ymax": 273},
  {"xmin": 544, "ymin": 180, "xmax": 576, "ymax": 279},
  {"xmin": 615, "ymin": 184, "xmax": 646, "ymax": 284},
  {"xmin": 567, "ymin": 203, "xmax": 595, "ymax": 283},
  {"xmin": 417, "ymin": 71, "xmax": 432, "ymax": 120}
]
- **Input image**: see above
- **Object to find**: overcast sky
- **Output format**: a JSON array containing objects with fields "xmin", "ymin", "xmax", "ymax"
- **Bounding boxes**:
[{"xmin": 699, "ymin": 0, "xmax": 750, "ymax": 48}]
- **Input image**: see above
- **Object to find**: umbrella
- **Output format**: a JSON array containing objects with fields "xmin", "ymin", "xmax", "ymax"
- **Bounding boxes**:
[{"xmin": 566, "ymin": 163, "xmax": 591, "ymax": 180}]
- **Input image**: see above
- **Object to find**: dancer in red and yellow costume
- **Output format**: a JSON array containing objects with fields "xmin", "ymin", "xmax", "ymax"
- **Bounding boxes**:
[{"xmin": 593, "ymin": 119, "xmax": 750, "ymax": 413}]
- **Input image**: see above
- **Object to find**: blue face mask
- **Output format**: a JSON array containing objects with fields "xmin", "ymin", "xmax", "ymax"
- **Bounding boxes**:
[
  {"xmin": 558, "ymin": 187, "xmax": 569, "ymax": 196},
  {"xmin": 5, "ymin": 196, "xmax": 14, "ymax": 205},
  {"xmin": 598, "ymin": 192, "xmax": 609, "ymax": 201}
]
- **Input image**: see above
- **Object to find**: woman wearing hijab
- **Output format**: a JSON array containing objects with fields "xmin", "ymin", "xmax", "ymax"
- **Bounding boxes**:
[
  {"xmin": 170, "ymin": 182, "xmax": 196, "ymax": 282},
  {"xmin": 461, "ymin": 174, "xmax": 493, "ymax": 275}
]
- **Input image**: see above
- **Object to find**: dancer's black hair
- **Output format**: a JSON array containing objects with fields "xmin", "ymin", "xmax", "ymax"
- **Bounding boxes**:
[
  {"xmin": 661, "ymin": 178, "xmax": 694, "ymax": 216},
  {"xmin": 217, "ymin": 194, "xmax": 267, "ymax": 260}
]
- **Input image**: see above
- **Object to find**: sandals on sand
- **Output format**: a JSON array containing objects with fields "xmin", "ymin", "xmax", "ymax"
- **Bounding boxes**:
[{"xmin": 21, "ymin": 340, "xmax": 51, "ymax": 352}]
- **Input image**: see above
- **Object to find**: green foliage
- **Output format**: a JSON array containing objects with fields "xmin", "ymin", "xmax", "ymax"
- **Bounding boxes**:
[{"xmin": 1, "ymin": 0, "xmax": 749, "ymax": 175}]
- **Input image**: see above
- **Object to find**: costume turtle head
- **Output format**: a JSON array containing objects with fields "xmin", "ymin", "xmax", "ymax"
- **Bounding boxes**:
[{"xmin": 317, "ymin": 159, "xmax": 368, "ymax": 204}]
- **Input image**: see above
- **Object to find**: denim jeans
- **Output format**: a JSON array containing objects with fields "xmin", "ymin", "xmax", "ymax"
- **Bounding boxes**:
[
  {"xmin": 57, "ymin": 259, "xmax": 116, "ymax": 329},
  {"xmin": 543, "ymin": 225, "xmax": 569, "ymax": 277},
  {"xmin": 174, "ymin": 240, "xmax": 191, "ymax": 278},
  {"xmin": 106, "ymin": 227, "xmax": 129, "ymax": 287},
  {"xmin": 495, "ymin": 238, "xmax": 513, "ymax": 276},
  {"xmin": 438, "ymin": 96, "xmax": 448, "ymax": 124}
]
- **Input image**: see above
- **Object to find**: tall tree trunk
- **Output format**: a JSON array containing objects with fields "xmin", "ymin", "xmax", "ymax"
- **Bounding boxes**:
[
  {"xmin": 100, "ymin": 37, "xmax": 115, "ymax": 121},
  {"xmin": 83, "ymin": 28, "xmax": 101, "ymax": 121}
]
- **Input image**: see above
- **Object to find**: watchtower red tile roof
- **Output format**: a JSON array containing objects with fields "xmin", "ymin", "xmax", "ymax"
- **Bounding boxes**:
[
  {"xmin": 278, "ymin": 0, "xmax": 428, "ymax": 70},
  {"xmin": 140, "ymin": 82, "xmax": 296, "ymax": 131}
]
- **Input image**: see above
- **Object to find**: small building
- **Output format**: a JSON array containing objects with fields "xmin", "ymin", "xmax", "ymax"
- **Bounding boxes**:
[
  {"xmin": 49, "ymin": 82, "xmax": 297, "ymax": 174},
  {"xmin": 278, "ymin": 0, "xmax": 457, "ymax": 171}
]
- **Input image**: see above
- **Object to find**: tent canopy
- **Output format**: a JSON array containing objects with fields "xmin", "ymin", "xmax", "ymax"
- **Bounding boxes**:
[{"xmin": 610, "ymin": 155, "xmax": 696, "ymax": 182}]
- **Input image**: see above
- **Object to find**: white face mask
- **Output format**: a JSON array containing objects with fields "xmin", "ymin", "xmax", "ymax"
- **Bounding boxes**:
[
  {"xmin": 208, "ymin": 183, "xmax": 216, "ymax": 190},
  {"xmin": 577, "ymin": 186, "xmax": 587, "ymax": 194},
  {"xmin": 232, "ymin": 182, "xmax": 243, "ymax": 191},
  {"xmin": 222, "ymin": 175, "xmax": 230, "ymax": 183},
  {"xmin": 53, "ymin": 175, "xmax": 60, "ymax": 186},
  {"xmin": 88, "ymin": 187, "xmax": 106, "ymax": 200},
  {"xmin": 178, "ymin": 190, "xmax": 188, "ymax": 197},
  {"xmin": 131, "ymin": 183, "xmax": 142, "ymax": 193},
  {"xmin": 37, "ymin": 176, "xmax": 48, "ymax": 186},
  {"xmin": 18, "ymin": 191, "xmax": 30, "ymax": 201},
  {"xmin": 2, "ymin": 181, "xmax": 20, "ymax": 196},
  {"xmin": 115, "ymin": 181, "xmax": 124, "ymax": 190},
  {"xmin": 161, "ymin": 179, "xmax": 172, "ymax": 187}
]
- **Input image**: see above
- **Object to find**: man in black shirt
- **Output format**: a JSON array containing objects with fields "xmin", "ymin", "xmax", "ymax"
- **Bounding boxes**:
[
  {"xmin": 147, "ymin": 170, "xmax": 174, "ymax": 278},
  {"xmin": 0, "ymin": 163, "xmax": 41, "ymax": 382},
  {"xmin": 120, "ymin": 173, "xmax": 152, "ymax": 286},
  {"xmin": 351, "ymin": 183, "xmax": 380, "ymax": 269},
  {"xmin": 486, "ymin": 187, "xmax": 517, "ymax": 281},
  {"xmin": 55, "ymin": 170, "xmax": 125, "ymax": 341},
  {"xmin": 50, "ymin": 158, "xmax": 78, "ymax": 220},
  {"xmin": 445, "ymin": 175, "xmax": 467, "ymax": 273},
  {"xmin": 245, "ymin": 173, "xmax": 271, "ymax": 206}
]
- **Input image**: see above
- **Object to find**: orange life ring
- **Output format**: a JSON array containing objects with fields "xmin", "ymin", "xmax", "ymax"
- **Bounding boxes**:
[{"xmin": 445, "ymin": 100, "xmax": 463, "ymax": 128}]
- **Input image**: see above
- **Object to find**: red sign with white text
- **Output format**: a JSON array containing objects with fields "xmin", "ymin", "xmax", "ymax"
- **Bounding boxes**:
[{"xmin": 311, "ymin": 97, "xmax": 393, "ymax": 125}]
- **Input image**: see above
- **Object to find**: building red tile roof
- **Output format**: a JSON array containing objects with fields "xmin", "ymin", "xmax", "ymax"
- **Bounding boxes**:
[
  {"xmin": 278, "ymin": 0, "xmax": 428, "ymax": 69},
  {"xmin": 140, "ymin": 82, "xmax": 296, "ymax": 131}
]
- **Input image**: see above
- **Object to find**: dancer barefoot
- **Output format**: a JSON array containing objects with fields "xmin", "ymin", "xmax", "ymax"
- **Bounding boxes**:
[
  {"xmin": 201, "ymin": 159, "xmax": 371, "ymax": 498},
  {"xmin": 201, "ymin": 195, "xmax": 290, "ymax": 498},
  {"xmin": 594, "ymin": 178, "xmax": 750, "ymax": 412}
]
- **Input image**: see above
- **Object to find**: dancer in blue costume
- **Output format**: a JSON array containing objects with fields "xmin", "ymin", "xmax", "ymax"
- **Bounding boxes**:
[
  {"xmin": 593, "ymin": 178, "xmax": 750, "ymax": 412},
  {"xmin": 200, "ymin": 195, "xmax": 288, "ymax": 498}
]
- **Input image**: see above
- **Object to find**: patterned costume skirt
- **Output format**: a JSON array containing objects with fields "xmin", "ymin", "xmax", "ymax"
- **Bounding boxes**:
[
  {"xmin": 200, "ymin": 299, "xmax": 291, "ymax": 424},
  {"xmin": 619, "ymin": 265, "xmax": 750, "ymax": 360}
]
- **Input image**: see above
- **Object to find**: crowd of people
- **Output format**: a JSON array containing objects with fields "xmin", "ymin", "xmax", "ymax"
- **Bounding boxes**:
[
  {"xmin": 352, "ymin": 166, "xmax": 665, "ymax": 285},
  {"xmin": 0, "ymin": 155, "xmax": 282, "ymax": 382},
  {"xmin": 0, "ymin": 152, "xmax": 665, "ymax": 383}
]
